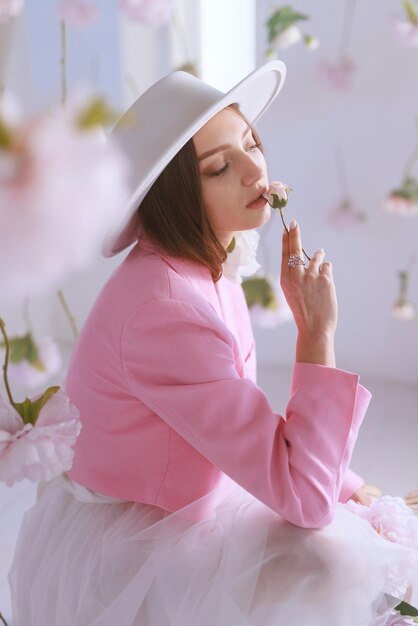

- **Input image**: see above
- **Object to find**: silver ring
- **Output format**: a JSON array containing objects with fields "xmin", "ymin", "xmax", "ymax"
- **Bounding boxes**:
[{"xmin": 288, "ymin": 254, "xmax": 305, "ymax": 268}]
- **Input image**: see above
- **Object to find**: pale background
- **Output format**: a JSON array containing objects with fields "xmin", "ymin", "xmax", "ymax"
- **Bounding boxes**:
[{"xmin": 0, "ymin": 0, "xmax": 417, "ymax": 620}]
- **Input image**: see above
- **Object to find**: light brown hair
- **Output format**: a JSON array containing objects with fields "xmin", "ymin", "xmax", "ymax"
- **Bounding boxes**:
[{"xmin": 136, "ymin": 105, "xmax": 264, "ymax": 282}]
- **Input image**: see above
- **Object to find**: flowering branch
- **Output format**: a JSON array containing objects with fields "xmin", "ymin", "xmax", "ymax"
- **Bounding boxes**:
[
  {"xmin": 0, "ymin": 318, "xmax": 17, "ymax": 409},
  {"xmin": 265, "ymin": 182, "xmax": 311, "ymax": 262},
  {"xmin": 338, "ymin": 0, "xmax": 357, "ymax": 61},
  {"xmin": 0, "ymin": 611, "xmax": 9, "ymax": 626},
  {"xmin": 60, "ymin": 19, "xmax": 67, "ymax": 105},
  {"xmin": 402, "ymin": 118, "xmax": 418, "ymax": 181},
  {"xmin": 57, "ymin": 289, "xmax": 79, "ymax": 338}
]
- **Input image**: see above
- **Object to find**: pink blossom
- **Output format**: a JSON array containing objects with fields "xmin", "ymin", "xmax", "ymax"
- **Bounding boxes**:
[
  {"xmin": 326, "ymin": 199, "xmax": 367, "ymax": 230},
  {"xmin": 266, "ymin": 181, "xmax": 292, "ymax": 209},
  {"xmin": 0, "ymin": 0, "xmax": 24, "ymax": 22},
  {"xmin": 379, "ymin": 612, "xmax": 416, "ymax": 625},
  {"xmin": 392, "ymin": 18, "xmax": 418, "ymax": 47},
  {"xmin": 392, "ymin": 299, "xmax": 416, "ymax": 320},
  {"xmin": 345, "ymin": 495, "xmax": 418, "ymax": 550},
  {"xmin": 5, "ymin": 335, "xmax": 63, "ymax": 389},
  {"xmin": 317, "ymin": 58, "xmax": 356, "ymax": 92},
  {"xmin": 119, "ymin": 0, "xmax": 173, "ymax": 26},
  {"xmin": 59, "ymin": 0, "xmax": 99, "ymax": 28},
  {"xmin": 346, "ymin": 496, "xmax": 418, "ymax": 599},
  {"xmin": 383, "ymin": 194, "xmax": 418, "ymax": 216},
  {"xmin": 0, "ymin": 389, "xmax": 81, "ymax": 486},
  {"xmin": 0, "ymin": 90, "xmax": 130, "ymax": 301}
]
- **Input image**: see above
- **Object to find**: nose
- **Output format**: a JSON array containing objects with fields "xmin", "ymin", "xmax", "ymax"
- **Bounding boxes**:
[{"xmin": 241, "ymin": 151, "xmax": 265, "ymax": 186}]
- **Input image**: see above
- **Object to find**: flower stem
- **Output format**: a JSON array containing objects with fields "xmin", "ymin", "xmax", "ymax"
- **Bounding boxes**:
[
  {"xmin": 402, "ymin": 118, "xmax": 418, "ymax": 181},
  {"xmin": 0, "ymin": 612, "xmax": 9, "ymax": 626},
  {"xmin": 0, "ymin": 318, "xmax": 17, "ymax": 409},
  {"xmin": 338, "ymin": 0, "xmax": 356, "ymax": 61},
  {"xmin": 57, "ymin": 289, "xmax": 79, "ymax": 339},
  {"xmin": 60, "ymin": 19, "xmax": 67, "ymax": 105},
  {"xmin": 279, "ymin": 209, "xmax": 311, "ymax": 262},
  {"xmin": 398, "ymin": 270, "xmax": 412, "ymax": 301}
]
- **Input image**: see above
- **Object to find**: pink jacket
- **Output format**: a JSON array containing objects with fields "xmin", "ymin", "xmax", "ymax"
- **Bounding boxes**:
[{"xmin": 66, "ymin": 232, "xmax": 371, "ymax": 528}]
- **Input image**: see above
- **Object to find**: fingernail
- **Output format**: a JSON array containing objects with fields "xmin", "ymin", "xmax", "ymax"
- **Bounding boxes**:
[
  {"xmin": 317, "ymin": 248, "xmax": 325, "ymax": 254},
  {"xmin": 289, "ymin": 219, "xmax": 297, "ymax": 230}
]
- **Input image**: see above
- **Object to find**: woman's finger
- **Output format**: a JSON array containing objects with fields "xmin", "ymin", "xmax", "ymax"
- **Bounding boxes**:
[
  {"xmin": 284, "ymin": 220, "xmax": 305, "ymax": 274},
  {"xmin": 319, "ymin": 260, "xmax": 333, "ymax": 277},
  {"xmin": 307, "ymin": 248, "xmax": 325, "ymax": 274}
]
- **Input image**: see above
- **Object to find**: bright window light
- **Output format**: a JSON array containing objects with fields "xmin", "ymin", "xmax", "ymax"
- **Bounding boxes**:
[{"xmin": 199, "ymin": 0, "xmax": 256, "ymax": 91}]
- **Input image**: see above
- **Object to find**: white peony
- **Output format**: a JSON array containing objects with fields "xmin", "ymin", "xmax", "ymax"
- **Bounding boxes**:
[
  {"xmin": 272, "ymin": 24, "xmax": 302, "ymax": 49},
  {"xmin": 222, "ymin": 230, "xmax": 261, "ymax": 285}
]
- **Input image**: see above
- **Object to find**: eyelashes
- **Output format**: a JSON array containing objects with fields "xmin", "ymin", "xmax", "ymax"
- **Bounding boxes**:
[
  {"xmin": 210, "ymin": 163, "xmax": 230, "ymax": 177},
  {"xmin": 208, "ymin": 143, "xmax": 261, "ymax": 178}
]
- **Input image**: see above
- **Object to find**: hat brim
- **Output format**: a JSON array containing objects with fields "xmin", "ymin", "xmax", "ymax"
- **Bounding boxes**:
[{"xmin": 102, "ymin": 60, "xmax": 286, "ymax": 258}]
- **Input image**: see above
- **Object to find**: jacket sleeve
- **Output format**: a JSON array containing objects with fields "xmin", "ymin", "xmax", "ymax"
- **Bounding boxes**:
[{"xmin": 121, "ymin": 298, "xmax": 371, "ymax": 529}]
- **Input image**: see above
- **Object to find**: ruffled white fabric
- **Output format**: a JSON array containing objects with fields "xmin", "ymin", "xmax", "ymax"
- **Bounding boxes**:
[{"xmin": 9, "ymin": 475, "xmax": 418, "ymax": 626}]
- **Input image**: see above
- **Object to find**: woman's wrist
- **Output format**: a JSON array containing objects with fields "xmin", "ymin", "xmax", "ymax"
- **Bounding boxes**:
[{"xmin": 295, "ymin": 330, "xmax": 336, "ymax": 367}]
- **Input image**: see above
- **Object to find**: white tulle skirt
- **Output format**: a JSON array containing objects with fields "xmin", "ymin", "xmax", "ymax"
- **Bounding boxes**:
[{"xmin": 8, "ymin": 474, "xmax": 418, "ymax": 626}]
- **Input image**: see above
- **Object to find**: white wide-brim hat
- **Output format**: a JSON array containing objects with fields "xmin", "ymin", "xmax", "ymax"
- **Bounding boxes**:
[{"xmin": 102, "ymin": 59, "xmax": 286, "ymax": 258}]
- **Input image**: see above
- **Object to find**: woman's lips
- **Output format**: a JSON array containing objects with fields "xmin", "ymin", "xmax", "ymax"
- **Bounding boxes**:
[{"xmin": 246, "ymin": 194, "xmax": 268, "ymax": 209}]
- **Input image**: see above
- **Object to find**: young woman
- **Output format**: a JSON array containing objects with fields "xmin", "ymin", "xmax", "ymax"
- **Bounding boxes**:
[{"xmin": 9, "ymin": 60, "xmax": 417, "ymax": 625}]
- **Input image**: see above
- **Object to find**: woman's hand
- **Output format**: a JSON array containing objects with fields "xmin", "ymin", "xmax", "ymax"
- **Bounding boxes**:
[
  {"xmin": 349, "ymin": 484, "xmax": 382, "ymax": 506},
  {"xmin": 280, "ymin": 219, "xmax": 338, "ymax": 366}
]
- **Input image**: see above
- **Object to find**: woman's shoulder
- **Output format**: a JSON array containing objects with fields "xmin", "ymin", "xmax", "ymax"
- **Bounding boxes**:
[{"xmin": 99, "ymin": 243, "xmax": 216, "ymax": 318}]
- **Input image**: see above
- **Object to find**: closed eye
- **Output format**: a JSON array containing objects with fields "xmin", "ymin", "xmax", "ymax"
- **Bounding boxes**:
[
  {"xmin": 247, "ymin": 142, "xmax": 261, "ymax": 151},
  {"xmin": 209, "ymin": 163, "xmax": 230, "ymax": 177}
]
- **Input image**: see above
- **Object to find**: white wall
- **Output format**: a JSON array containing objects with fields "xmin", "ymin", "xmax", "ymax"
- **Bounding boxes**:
[{"xmin": 253, "ymin": 0, "xmax": 418, "ymax": 385}]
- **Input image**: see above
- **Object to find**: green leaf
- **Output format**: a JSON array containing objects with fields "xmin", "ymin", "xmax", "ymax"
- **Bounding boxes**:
[
  {"xmin": 403, "ymin": 0, "xmax": 418, "ymax": 24},
  {"xmin": 270, "ymin": 194, "xmax": 288, "ymax": 209},
  {"xmin": 0, "ymin": 118, "xmax": 14, "ymax": 150},
  {"xmin": 14, "ymin": 385, "xmax": 60, "ymax": 425},
  {"xmin": 242, "ymin": 276, "xmax": 278, "ymax": 309},
  {"xmin": 8, "ymin": 333, "xmax": 45, "ymax": 371},
  {"xmin": 76, "ymin": 97, "xmax": 119, "ymax": 130},
  {"xmin": 394, "ymin": 600, "xmax": 418, "ymax": 617},
  {"xmin": 227, "ymin": 237, "xmax": 236, "ymax": 253},
  {"xmin": 266, "ymin": 6, "xmax": 309, "ymax": 43}
]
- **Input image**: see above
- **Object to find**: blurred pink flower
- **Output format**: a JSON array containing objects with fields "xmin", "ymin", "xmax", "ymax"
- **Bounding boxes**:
[
  {"xmin": 0, "ymin": 389, "xmax": 81, "ymax": 486},
  {"xmin": 0, "ymin": 90, "xmax": 22, "ymax": 126},
  {"xmin": 392, "ymin": 299, "xmax": 416, "ymax": 320},
  {"xmin": 59, "ymin": 0, "xmax": 99, "ymax": 27},
  {"xmin": 0, "ymin": 0, "xmax": 24, "ymax": 22},
  {"xmin": 346, "ymin": 495, "xmax": 418, "ymax": 550},
  {"xmin": 392, "ymin": 17, "xmax": 418, "ymax": 46},
  {"xmin": 326, "ymin": 199, "xmax": 367, "ymax": 230},
  {"xmin": 317, "ymin": 57, "xmax": 356, "ymax": 92},
  {"xmin": 346, "ymin": 496, "xmax": 418, "ymax": 600},
  {"xmin": 383, "ymin": 194, "xmax": 418, "ymax": 216},
  {"xmin": 5, "ymin": 335, "xmax": 63, "ymax": 389},
  {"xmin": 119, "ymin": 0, "xmax": 173, "ymax": 26},
  {"xmin": 0, "ymin": 90, "xmax": 130, "ymax": 300}
]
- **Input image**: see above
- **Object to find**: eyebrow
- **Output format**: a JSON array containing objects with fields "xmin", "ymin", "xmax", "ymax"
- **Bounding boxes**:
[{"xmin": 197, "ymin": 124, "xmax": 252, "ymax": 161}]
